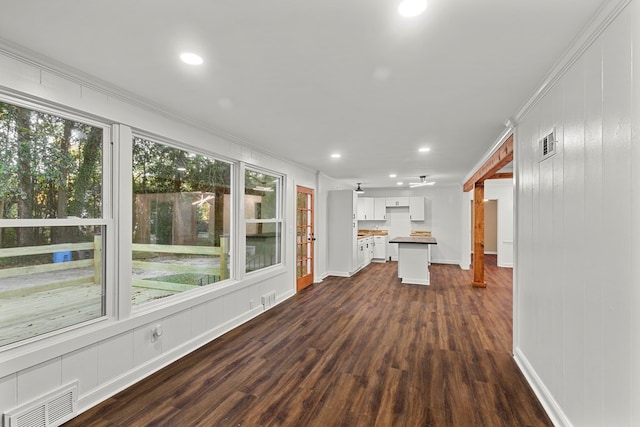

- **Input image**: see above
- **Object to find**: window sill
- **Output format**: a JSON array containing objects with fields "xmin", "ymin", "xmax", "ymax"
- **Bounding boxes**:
[{"xmin": 0, "ymin": 264, "xmax": 289, "ymax": 377}]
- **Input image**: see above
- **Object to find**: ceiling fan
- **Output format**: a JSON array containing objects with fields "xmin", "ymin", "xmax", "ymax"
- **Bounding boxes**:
[{"xmin": 409, "ymin": 175, "xmax": 435, "ymax": 188}]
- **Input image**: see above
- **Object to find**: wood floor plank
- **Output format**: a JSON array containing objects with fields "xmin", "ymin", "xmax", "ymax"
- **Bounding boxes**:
[{"xmin": 64, "ymin": 257, "xmax": 552, "ymax": 426}]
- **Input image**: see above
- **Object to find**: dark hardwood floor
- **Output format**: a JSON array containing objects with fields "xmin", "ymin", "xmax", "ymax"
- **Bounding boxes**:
[{"xmin": 64, "ymin": 258, "xmax": 551, "ymax": 426}]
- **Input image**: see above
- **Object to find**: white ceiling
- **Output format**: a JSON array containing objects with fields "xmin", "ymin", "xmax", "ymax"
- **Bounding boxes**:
[{"xmin": 0, "ymin": 0, "xmax": 606, "ymax": 189}]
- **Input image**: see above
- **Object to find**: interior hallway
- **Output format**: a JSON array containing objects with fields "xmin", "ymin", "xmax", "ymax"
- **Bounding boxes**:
[{"xmin": 63, "ymin": 258, "xmax": 551, "ymax": 426}]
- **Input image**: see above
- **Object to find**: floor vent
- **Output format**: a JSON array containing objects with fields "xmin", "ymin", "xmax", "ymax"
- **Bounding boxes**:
[
  {"xmin": 261, "ymin": 291, "xmax": 276, "ymax": 309},
  {"xmin": 3, "ymin": 381, "xmax": 78, "ymax": 427},
  {"xmin": 539, "ymin": 130, "xmax": 557, "ymax": 160}
]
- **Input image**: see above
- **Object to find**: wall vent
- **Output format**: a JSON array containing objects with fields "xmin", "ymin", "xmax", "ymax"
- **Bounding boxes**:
[
  {"xmin": 539, "ymin": 130, "xmax": 557, "ymax": 160},
  {"xmin": 261, "ymin": 291, "xmax": 276, "ymax": 309},
  {"xmin": 3, "ymin": 382, "xmax": 78, "ymax": 427}
]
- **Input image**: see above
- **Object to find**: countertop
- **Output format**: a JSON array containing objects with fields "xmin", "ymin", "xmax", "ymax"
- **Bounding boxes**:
[
  {"xmin": 357, "ymin": 230, "xmax": 388, "ymax": 238},
  {"xmin": 389, "ymin": 236, "xmax": 437, "ymax": 245}
]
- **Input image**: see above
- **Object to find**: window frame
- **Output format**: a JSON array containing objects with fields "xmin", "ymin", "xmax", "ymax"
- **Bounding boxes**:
[
  {"xmin": 0, "ymin": 93, "xmax": 115, "ymax": 349},
  {"xmin": 127, "ymin": 131, "xmax": 236, "ymax": 312},
  {"xmin": 242, "ymin": 163, "xmax": 285, "ymax": 275},
  {"xmin": 0, "ymin": 91, "xmax": 290, "ymax": 353}
]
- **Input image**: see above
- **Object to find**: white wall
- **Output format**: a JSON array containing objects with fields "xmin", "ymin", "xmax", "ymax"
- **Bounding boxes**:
[
  {"xmin": 0, "ymin": 47, "xmax": 320, "ymax": 417},
  {"xmin": 463, "ymin": 179, "xmax": 514, "ymax": 268},
  {"xmin": 357, "ymin": 185, "xmax": 463, "ymax": 265},
  {"xmin": 514, "ymin": 1, "xmax": 639, "ymax": 425},
  {"xmin": 315, "ymin": 173, "xmax": 351, "ymax": 281}
]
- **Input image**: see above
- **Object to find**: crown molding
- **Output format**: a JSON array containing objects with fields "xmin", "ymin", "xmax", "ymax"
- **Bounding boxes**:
[
  {"xmin": 513, "ymin": 0, "xmax": 632, "ymax": 123},
  {"xmin": 463, "ymin": 0, "xmax": 632, "ymax": 187}
]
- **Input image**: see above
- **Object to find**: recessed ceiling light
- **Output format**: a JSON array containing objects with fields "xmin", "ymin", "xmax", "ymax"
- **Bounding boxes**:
[
  {"xmin": 389, "ymin": 173, "xmax": 397, "ymax": 178},
  {"xmin": 398, "ymin": 0, "xmax": 427, "ymax": 17},
  {"xmin": 180, "ymin": 52, "xmax": 203, "ymax": 65},
  {"xmin": 419, "ymin": 147, "xmax": 431, "ymax": 152},
  {"xmin": 397, "ymin": 182, "xmax": 403, "ymax": 185},
  {"xmin": 331, "ymin": 153, "xmax": 341, "ymax": 158}
]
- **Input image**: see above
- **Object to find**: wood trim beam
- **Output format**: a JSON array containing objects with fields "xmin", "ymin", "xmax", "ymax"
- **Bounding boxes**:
[
  {"xmin": 472, "ymin": 182, "xmax": 486, "ymax": 287},
  {"xmin": 463, "ymin": 134, "xmax": 514, "ymax": 192},
  {"xmin": 488, "ymin": 172, "xmax": 513, "ymax": 180}
]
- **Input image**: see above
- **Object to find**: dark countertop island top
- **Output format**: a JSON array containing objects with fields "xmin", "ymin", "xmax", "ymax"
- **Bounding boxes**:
[{"xmin": 389, "ymin": 236, "xmax": 437, "ymax": 245}]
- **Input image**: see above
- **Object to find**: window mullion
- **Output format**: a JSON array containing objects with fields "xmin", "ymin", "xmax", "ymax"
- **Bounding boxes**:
[
  {"xmin": 114, "ymin": 124, "xmax": 132, "ymax": 320},
  {"xmin": 236, "ymin": 162, "xmax": 247, "ymax": 281}
]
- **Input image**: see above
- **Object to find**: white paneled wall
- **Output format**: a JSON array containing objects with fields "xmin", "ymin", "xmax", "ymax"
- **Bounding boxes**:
[
  {"xmin": 514, "ymin": 1, "xmax": 639, "ymax": 425},
  {"xmin": 0, "ymin": 44, "xmax": 314, "ymax": 417}
]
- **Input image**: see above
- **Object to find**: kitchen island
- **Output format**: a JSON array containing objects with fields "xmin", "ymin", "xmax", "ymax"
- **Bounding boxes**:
[{"xmin": 389, "ymin": 236, "xmax": 437, "ymax": 285}]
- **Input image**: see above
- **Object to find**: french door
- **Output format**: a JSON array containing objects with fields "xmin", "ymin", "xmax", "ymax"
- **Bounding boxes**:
[{"xmin": 296, "ymin": 186, "xmax": 314, "ymax": 291}]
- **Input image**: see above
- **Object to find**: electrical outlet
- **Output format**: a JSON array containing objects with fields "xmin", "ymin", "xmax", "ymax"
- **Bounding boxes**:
[{"xmin": 151, "ymin": 324, "xmax": 163, "ymax": 342}]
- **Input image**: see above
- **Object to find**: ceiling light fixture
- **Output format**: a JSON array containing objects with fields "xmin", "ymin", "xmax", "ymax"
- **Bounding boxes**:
[
  {"xmin": 389, "ymin": 173, "xmax": 397, "ymax": 178},
  {"xmin": 355, "ymin": 183, "xmax": 365, "ymax": 194},
  {"xmin": 331, "ymin": 153, "xmax": 341, "ymax": 158},
  {"xmin": 180, "ymin": 52, "xmax": 203, "ymax": 65},
  {"xmin": 398, "ymin": 0, "xmax": 427, "ymax": 17},
  {"xmin": 409, "ymin": 175, "xmax": 436, "ymax": 188},
  {"xmin": 419, "ymin": 147, "xmax": 431, "ymax": 152},
  {"xmin": 397, "ymin": 182, "xmax": 403, "ymax": 185}
]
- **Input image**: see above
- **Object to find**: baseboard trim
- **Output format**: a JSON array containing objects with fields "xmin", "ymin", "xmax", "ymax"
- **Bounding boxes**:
[
  {"xmin": 431, "ymin": 258, "xmax": 461, "ymax": 265},
  {"xmin": 513, "ymin": 347, "xmax": 571, "ymax": 427}
]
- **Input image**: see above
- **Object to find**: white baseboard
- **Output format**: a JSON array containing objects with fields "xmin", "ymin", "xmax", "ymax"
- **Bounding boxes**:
[
  {"xmin": 431, "ymin": 258, "xmax": 461, "ymax": 265},
  {"xmin": 513, "ymin": 347, "xmax": 571, "ymax": 427},
  {"xmin": 325, "ymin": 271, "xmax": 352, "ymax": 278}
]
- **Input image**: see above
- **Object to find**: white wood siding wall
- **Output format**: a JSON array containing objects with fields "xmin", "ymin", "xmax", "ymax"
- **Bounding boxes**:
[
  {"xmin": 514, "ymin": 1, "xmax": 639, "ymax": 425},
  {"xmin": 0, "ymin": 47, "xmax": 318, "ymax": 416}
]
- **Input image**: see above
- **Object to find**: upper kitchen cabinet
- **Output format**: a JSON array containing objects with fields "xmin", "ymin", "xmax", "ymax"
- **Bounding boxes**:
[
  {"xmin": 409, "ymin": 197, "xmax": 425, "ymax": 221},
  {"xmin": 357, "ymin": 197, "xmax": 375, "ymax": 221},
  {"xmin": 373, "ymin": 198, "xmax": 386, "ymax": 220},
  {"xmin": 386, "ymin": 197, "xmax": 410, "ymax": 207}
]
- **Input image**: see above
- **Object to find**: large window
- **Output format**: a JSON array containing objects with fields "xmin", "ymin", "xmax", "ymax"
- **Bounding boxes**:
[
  {"xmin": 244, "ymin": 168, "xmax": 282, "ymax": 272},
  {"xmin": 0, "ymin": 100, "xmax": 107, "ymax": 347},
  {"xmin": 131, "ymin": 137, "xmax": 232, "ymax": 305}
]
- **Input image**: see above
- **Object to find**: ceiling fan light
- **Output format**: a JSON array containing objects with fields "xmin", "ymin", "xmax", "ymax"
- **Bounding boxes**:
[{"xmin": 409, "ymin": 175, "xmax": 435, "ymax": 188}]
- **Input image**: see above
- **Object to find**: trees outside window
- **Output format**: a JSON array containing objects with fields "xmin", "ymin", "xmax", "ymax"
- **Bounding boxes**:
[
  {"xmin": 131, "ymin": 137, "xmax": 232, "ymax": 305},
  {"xmin": 0, "ymin": 99, "xmax": 286, "ymax": 347},
  {"xmin": 0, "ymin": 100, "xmax": 107, "ymax": 347}
]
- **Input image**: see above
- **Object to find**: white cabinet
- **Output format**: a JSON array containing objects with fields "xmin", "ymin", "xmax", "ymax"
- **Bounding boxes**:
[
  {"xmin": 409, "ymin": 197, "xmax": 425, "ymax": 221},
  {"xmin": 357, "ymin": 239, "xmax": 365, "ymax": 269},
  {"xmin": 357, "ymin": 197, "xmax": 375, "ymax": 221},
  {"xmin": 328, "ymin": 190, "xmax": 359, "ymax": 276},
  {"xmin": 357, "ymin": 236, "xmax": 374, "ymax": 268},
  {"xmin": 386, "ymin": 197, "xmax": 410, "ymax": 207},
  {"xmin": 373, "ymin": 235, "xmax": 387, "ymax": 261},
  {"xmin": 373, "ymin": 198, "xmax": 386, "ymax": 220},
  {"xmin": 364, "ymin": 237, "xmax": 373, "ymax": 265}
]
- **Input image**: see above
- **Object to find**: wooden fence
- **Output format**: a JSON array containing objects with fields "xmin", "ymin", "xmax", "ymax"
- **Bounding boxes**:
[
  {"xmin": 132, "ymin": 237, "xmax": 228, "ymax": 292},
  {"xmin": 0, "ymin": 236, "xmax": 228, "ymax": 297}
]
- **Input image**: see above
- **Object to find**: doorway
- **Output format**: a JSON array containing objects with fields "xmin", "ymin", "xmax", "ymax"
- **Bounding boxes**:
[
  {"xmin": 471, "ymin": 199, "xmax": 498, "ymax": 255},
  {"xmin": 296, "ymin": 186, "xmax": 314, "ymax": 291}
]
